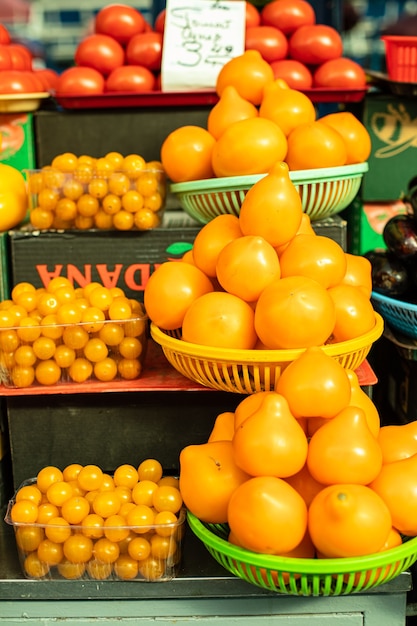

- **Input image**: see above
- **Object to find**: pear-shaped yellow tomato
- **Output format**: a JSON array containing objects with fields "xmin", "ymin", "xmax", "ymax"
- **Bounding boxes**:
[
  {"xmin": 0, "ymin": 163, "xmax": 28, "ymax": 231},
  {"xmin": 179, "ymin": 440, "xmax": 250, "ymax": 524}
]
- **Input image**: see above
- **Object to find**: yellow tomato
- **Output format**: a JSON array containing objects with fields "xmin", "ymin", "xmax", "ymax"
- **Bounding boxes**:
[{"xmin": 0, "ymin": 163, "xmax": 28, "ymax": 231}]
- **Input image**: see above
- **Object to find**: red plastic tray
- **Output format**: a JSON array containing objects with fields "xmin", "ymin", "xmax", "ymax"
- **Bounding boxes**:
[
  {"xmin": 54, "ymin": 87, "xmax": 368, "ymax": 110},
  {"xmin": 302, "ymin": 87, "xmax": 368, "ymax": 103},
  {"xmin": 53, "ymin": 90, "xmax": 221, "ymax": 110}
]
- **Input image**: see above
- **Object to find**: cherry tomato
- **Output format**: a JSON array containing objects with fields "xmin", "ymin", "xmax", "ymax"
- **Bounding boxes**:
[
  {"xmin": 105, "ymin": 65, "xmax": 156, "ymax": 93},
  {"xmin": 126, "ymin": 32, "xmax": 163, "ymax": 71},
  {"xmin": 95, "ymin": 4, "xmax": 147, "ymax": 45},
  {"xmin": 56, "ymin": 67, "xmax": 105, "ymax": 96},
  {"xmin": 270, "ymin": 59, "xmax": 313, "ymax": 90},
  {"xmin": 261, "ymin": 0, "xmax": 315, "ymax": 35},
  {"xmin": 75, "ymin": 34, "xmax": 125, "ymax": 77},
  {"xmin": 245, "ymin": 25, "xmax": 288, "ymax": 63},
  {"xmin": 289, "ymin": 24, "xmax": 343, "ymax": 66},
  {"xmin": 313, "ymin": 57, "xmax": 367, "ymax": 89}
]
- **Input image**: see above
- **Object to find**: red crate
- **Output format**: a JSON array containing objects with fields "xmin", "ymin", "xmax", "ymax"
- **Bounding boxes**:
[{"xmin": 382, "ymin": 35, "xmax": 417, "ymax": 83}]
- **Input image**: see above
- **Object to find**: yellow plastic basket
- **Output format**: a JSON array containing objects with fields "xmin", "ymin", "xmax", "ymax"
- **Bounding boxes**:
[
  {"xmin": 170, "ymin": 163, "xmax": 368, "ymax": 225},
  {"xmin": 187, "ymin": 512, "xmax": 417, "ymax": 596},
  {"xmin": 150, "ymin": 313, "xmax": 384, "ymax": 394}
]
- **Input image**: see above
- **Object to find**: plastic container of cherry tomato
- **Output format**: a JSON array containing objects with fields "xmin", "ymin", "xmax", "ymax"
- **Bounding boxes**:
[
  {"xmin": 0, "ymin": 314, "xmax": 148, "ymax": 389},
  {"xmin": 25, "ymin": 166, "xmax": 167, "ymax": 232},
  {"xmin": 382, "ymin": 36, "xmax": 417, "ymax": 83},
  {"xmin": 4, "ymin": 478, "xmax": 186, "ymax": 582}
]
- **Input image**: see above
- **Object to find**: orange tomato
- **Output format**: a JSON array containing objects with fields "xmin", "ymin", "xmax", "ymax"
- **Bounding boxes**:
[
  {"xmin": 239, "ymin": 161, "xmax": 303, "ymax": 248},
  {"xmin": 207, "ymin": 85, "xmax": 258, "ymax": 140},
  {"xmin": 340, "ymin": 253, "xmax": 373, "ymax": 298},
  {"xmin": 36, "ymin": 465, "xmax": 64, "ymax": 494},
  {"xmin": 275, "ymin": 213, "xmax": 316, "ymax": 256},
  {"xmin": 227, "ymin": 475, "xmax": 308, "ymax": 554},
  {"xmin": 160, "ymin": 125, "xmax": 216, "ymax": 183},
  {"xmin": 232, "ymin": 392, "xmax": 308, "ymax": 477},
  {"xmin": 215, "ymin": 49, "xmax": 274, "ymax": 106},
  {"xmin": 346, "ymin": 369, "xmax": 380, "ymax": 438},
  {"xmin": 207, "ymin": 411, "xmax": 236, "ymax": 442},
  {"xmin": 191, "ymin": 214, "xmax": 243, "ymax": 278},
  {"xmin": 0, "ymin": 163, "xmax": 28, "ymax": 231},
  {"xmin": 181, "ymin": 291, "xmax": 258, "ymax": 350},
  {"xmin": 370, "ymin": 455, "xmax": 417, "ymax": 537},
  {"xmin": 308, "ymin": 484, "xmax": 392, "ymax": 558},
  {"xmin": 327, "ymin": 284, "xmax": 376, "ymax": 342},
  {"xmin": 211, "ymin": 117, "xmax": 287, "ymax": 178},
  {"xmin": 15, "ymin": 526, "xmax": 44, "ymax": 552},
  {"xmin": 144, "ymin": 261, "xmax": 214, "ymax": 330},
  {"xmin": 285, "ymin": 120, "xmax": 348, "ymax": 170},
  {"xmin": 284, "ymin": 462, "xmax": 325, "ymax": 508},
  {"xmin": 179, "ymin": 440, "xmax": 250, "ymax": 523},
  {"xmin": 233, "ymin": 391, "xmax": 277, "ymax": 429},
  {"xmin": 307, "ymin": 406, "xmax": 383, "ymax": 486},
  {"xmin": 279, "ymin": 234, "xmax": 347, "ymax": 289},
  {"xmin": 216, "ymin": 235, "xmax": 281, "ymax": 302},
  {"xmin": 254, "ymin": 276, "xmax": 336, "ymax": 349},
  {"xmin": 335, "ymin": 526, "xmax": 403, "ymax": 586},
  {"xmin": 377, "ymin": 421, "xmax": 417, "ymax": 464},
  {"xmin": 276, "ymin": 346, "xmax": 351, "ymax": 419},
  {"xmin": 10, "ymin": 499, "xmax": 39, "ymax": 524},
  {"xmin": 259, "ymin": 82, "xmax": 316, "ymax": 137},
  {"xmin": 319, "ymin": 111, "xmax": 371, "ymax": 165}
]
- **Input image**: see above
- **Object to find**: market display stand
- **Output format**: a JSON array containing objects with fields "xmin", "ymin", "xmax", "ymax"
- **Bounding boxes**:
[
  {"xmin": 0, "ymin": 341, "xmax": 412, "ymax": 624},
  {"xmin": 0, "ymin": 517, "xmax": 411, "ymax": 625}
]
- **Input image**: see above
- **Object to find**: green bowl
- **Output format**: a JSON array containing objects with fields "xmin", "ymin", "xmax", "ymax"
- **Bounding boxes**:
[
  {"xmin": 187, "ymin": 511, "xmax": 417, "ymax": 596},
  {"xmin": 170, "ymin": 163, "xmax": 368, "ymax": 224}
]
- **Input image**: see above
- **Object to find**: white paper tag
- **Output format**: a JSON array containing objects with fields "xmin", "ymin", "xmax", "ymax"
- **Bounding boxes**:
[{"xmin": 161, "ymin": 0, "xmax": 246, "ymax": 92}]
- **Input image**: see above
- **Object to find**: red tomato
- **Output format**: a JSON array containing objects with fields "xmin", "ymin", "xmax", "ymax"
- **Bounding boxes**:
[
  {"xmin": 270, "ymin": 59, "xmax": 313, "ymax": 89},
  {"xmin": 313, "ymin": 57, "xmax": 367, "ymax": 89},
  {"xmin": 95, "ymin": 5, "xmax": 147, "ymax": 45},
  {"xmin": 33, "ymin": 68, "xmax": 60, "ymax": 91},
  {"xmin": 0, "ymin": 70, "xmax": 41, "ymax": 94},
  {"xmin": 261, "ymin": 0, "xmax": 315, "ymax": 35},
  {"xmin": 0, "ymin": 25, "xmax": 11, "ymax": 45},
  {"xmin": 0, "ymin": 46, "xmax": 12, "ymax": 71},
  {"xmin": 289, "ymin": 24, "xmax": 343, "ymax": 66},
  {"xmin": 154, "ymin": 9, "xmax": 166, "ymax": 33},
  {"xmin": 8, "ymin": 44, "xmax": 32, "ymax": 71},
  {"xmin": 55, "ymin": 67, "xmax": 105, "ymax": 96},
  {"xmin": 245, "ymin": 2, "xmax": 261, "ymax": 28},
  {"xmin": 105, "ymin": 65, "xmax": 156, "ymax": 93},
  {"xmin": 74, "ymin": 34, "xmax": 125, "ymax": 77},
  {"xmin": 245, "ymin": 25, "xmax": 288, "ymax": 63},
  {"xmin": 26, "ymin": 72, "xmax": 45, "ymax": 93},
  {"xmin": 126, "ymin": 32, "xmax": 163, "ymax": 71}
]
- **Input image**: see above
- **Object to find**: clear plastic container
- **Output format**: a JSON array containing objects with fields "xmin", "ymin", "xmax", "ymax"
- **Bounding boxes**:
[
  {"xmin": 5, "ymin": 478, "xmax": 185, "ymax": 581},
  {"xmin": 25, "ymin": 166, "xmax": 167, "ymax": 232},
  {"xmin": 0, "ymin": 315, "xmax": 148, "ymax": 388}
]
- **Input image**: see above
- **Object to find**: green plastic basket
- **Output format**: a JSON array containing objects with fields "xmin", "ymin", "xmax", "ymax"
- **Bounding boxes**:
[
  {"xmin": 187, "ymin": 512, "xmax": 417, "ymax": 596},
  {"xmin": 170, "ymin": 163, "xmax": 368, "ymax": 224}
]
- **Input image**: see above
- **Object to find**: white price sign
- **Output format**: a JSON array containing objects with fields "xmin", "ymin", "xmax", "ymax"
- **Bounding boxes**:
[{"xmin": 161, "ymin": 0, "xmax": 246, "ymax": 92}]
